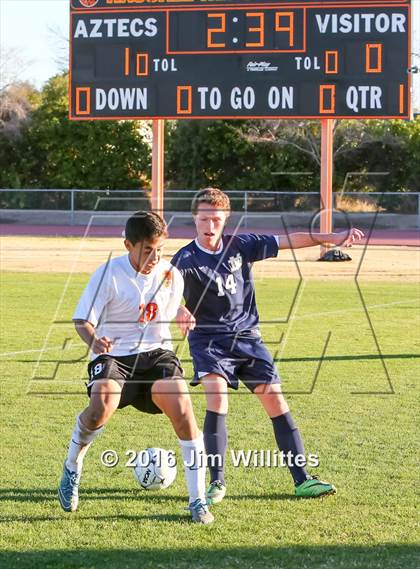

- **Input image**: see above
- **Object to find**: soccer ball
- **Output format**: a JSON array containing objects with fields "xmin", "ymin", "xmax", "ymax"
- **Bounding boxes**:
[{"xmin": 133, "ymin": 447, "xmax": 177, "ymax": 491}]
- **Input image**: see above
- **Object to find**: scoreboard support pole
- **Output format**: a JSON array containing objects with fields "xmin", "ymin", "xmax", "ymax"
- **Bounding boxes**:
[
  {"xmin": 320, "ymin": 118, "xmax": 334, "ymax": 256},
  {"xmin": 151, "ymin": 119, "xmax": 165, "ymax": 214}
]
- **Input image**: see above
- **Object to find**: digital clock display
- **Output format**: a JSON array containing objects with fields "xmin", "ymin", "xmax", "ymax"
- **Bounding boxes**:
[
  {"xmin": 69, "ymin": 0, "xmax": 411, "ymax": 119},
  {"xmin": 167, "ymin": 9, "xmax": 306, "ymax": 53}
]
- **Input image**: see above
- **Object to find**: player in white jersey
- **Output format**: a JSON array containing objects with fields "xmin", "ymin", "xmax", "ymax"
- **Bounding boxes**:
[{"xmin": 58, "ymin": 211, "xmax": 213, "ymax": 524}]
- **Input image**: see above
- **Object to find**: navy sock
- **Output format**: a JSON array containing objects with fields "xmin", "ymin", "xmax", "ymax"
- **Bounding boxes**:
[
  {"xmin": 271, "ymin": 412, "xmax": 310, "ymax": 486},
  {"xmin": 203, "ymin": 410, "xmax": 227, "ymax": 485}
]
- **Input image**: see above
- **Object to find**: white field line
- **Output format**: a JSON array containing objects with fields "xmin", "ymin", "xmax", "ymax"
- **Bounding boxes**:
[
  {"xmin": 275, "ymin": 297, "xmax": 419, "ymax": 324},
  {"xmin": 1, "ymin": 298, "xmax": 417, "ymax": 358}
]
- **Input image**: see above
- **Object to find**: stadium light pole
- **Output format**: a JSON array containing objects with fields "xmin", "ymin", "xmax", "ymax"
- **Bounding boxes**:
[
  {"xmin": 320, "ymin": 118, "xmax": 334, "ymax": 256},
  {"xmin": 151, "ymin": 119, "xmax": 165, "ymax": 214}
]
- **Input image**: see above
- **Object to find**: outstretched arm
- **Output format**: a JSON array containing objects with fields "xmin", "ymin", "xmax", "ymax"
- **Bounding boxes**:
[{"xmin": 278, "ymin": 228, "xmax": 365, "ymax": 250}]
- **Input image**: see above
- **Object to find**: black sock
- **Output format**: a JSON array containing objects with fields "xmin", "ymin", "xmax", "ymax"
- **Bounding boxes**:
[
  {"xmin": 271, "ymin": 412, "xmax": 310, "ymax": 486},
  {"xmin": 203, "ymin": 410, "xmax": 227, "ymax": 485}
]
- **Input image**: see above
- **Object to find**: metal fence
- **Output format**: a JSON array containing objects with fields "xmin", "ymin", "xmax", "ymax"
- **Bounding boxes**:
[{"xmin": 0, "ymin": 189, "xmax": 419, "ymax": 226}]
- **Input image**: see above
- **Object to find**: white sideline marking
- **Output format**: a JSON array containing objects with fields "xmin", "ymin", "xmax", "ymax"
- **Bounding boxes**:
[
  {"xmin": 0, "ymin": 344, "xmax": 85, "ymax": 357},
  {"xmin": 1, "ymin": 299, "xmax": 417, "ymax": 358}
]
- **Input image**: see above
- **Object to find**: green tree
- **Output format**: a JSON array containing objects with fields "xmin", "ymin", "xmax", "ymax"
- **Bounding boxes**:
[
  {"xmin": 243, "ymin": 118, "xmax": 420, "ymax": 194},
  {"xmin": 0, "ymin": 73, "xmax": 151, "ymax": 195},
  {"xmin": 166, "ymin": 120, "xmax": 315, "ymax": 193},
  {"xmin": 334, "ymin": 118, "xmax": 420, "ymax": 194}
]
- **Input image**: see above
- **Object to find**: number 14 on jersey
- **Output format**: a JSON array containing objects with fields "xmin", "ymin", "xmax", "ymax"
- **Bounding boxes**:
[{"xmin": 215, "ymin": 274, "xmax": 237, "ymax": 296}]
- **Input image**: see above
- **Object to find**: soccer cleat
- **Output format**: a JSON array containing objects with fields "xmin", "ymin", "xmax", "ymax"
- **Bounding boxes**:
[
  {"xmin": 188, "ymin": 499, "xmax": 215, "ymax": 524},
  {"xmin": 295, "ymin": 476, "xmax": 336, "ymax": 498},
  {"xmin": 58, "ymin": 461, "xmax": 81, "ymax": 512},
  {"xmin": 206, "ymin": 480, "xmax": 226, "ymax": 505}
]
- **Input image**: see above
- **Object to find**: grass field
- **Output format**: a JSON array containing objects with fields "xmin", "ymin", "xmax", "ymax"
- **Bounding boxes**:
[{"xmin": 1, "ymin": 264, "xmax": 419, "ymax": 569}]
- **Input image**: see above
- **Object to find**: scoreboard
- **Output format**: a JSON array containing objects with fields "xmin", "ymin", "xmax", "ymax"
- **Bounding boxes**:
[{"xmin": 69, "ymin": 0, "xmax": 411, "ymax": 120}]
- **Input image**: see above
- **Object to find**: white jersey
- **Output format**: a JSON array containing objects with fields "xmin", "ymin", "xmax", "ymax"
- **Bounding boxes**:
[{"xmin": 73, "ymin": 255, "xmax": 184, "ymax": 358}]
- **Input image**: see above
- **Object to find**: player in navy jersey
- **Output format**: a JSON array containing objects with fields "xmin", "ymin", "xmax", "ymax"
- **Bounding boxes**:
[{"xmin": 171, "ymin": 188, "xmax": 364, "ymax": 503}]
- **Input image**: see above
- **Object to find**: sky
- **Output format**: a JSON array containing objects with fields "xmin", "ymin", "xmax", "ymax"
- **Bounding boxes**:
[
  {"xmin": 1, "ymin": 0, "xmax": 419, "ymax": 111},
  {"xmin": 1, "ymin": 0, "xmax": 69, "ymax": 87}
]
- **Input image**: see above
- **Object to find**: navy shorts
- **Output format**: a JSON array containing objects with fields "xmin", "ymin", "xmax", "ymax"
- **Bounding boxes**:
[
  {"xmin": 188, "ymin": 331, "xmax": 280, "ymax": 392},
  {"xmin": 87, "ymin": 349, "xmax": 184, "ymax": 415}
]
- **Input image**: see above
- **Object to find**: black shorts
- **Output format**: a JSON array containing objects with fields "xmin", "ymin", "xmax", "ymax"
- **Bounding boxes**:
[
  {"xmin": 87, "ymin": 349, "xmax": 184, "ymax": 415},
  {"xmin": 189, "ymin": 332, "xmax": 280, "ymax": 391}
]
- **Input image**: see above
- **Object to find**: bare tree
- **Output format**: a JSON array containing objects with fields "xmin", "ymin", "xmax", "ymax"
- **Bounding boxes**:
[
  {"xmin": 241, "ymin": 119, "xmax": 403, "ymax": 167},
  {"xmin": 243, "ymin": 119, "xmax": 324, "ymax": 165},
  {"xmin": 47, "ymin": 25, "xmax": 69, "ymax": 72},
  {"xmin": 0, "ymin": 47, "xmax": 38, "ymax": 137},
  {"xmin": 0, "ymin": 82, "xmax": 38, "ymax": 138},
  {"xmin": 0, "ymin": 47, "xmax": 32, "ymax": 93}
]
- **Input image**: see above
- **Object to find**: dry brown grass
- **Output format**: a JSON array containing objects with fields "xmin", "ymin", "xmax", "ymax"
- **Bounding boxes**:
[
  {"xmin": 1, "ymin": 236, "xmax": 419, "ymax": 282},
  {"xmin": 335, "ymin": 196, "xmax": 385, "ymax": 213}
]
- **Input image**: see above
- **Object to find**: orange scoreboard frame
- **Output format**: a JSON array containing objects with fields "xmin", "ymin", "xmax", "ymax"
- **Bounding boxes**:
[{"xmin": 69, "ymin": 0, "xmax": 411, "ymax": 119}]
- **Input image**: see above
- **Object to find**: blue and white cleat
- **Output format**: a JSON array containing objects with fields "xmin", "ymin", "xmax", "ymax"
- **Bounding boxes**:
[
  {"xmin": 188, "ymin": 498, "xmax": 214, "ymax": 524},
  {"xmin": 58, "ymin": 462, "xmax": 81, "ymax": 512}
]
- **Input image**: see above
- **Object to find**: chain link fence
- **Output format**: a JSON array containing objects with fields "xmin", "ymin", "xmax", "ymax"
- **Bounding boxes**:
[{"xmin": 0, "ymin": 189, "xmax": 419, "ymax": 227}]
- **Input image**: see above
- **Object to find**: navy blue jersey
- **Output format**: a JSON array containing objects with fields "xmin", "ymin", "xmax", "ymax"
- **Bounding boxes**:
[{"xmin": 171, "ymin": 234, "xmax": 278, "ymax": 337}]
